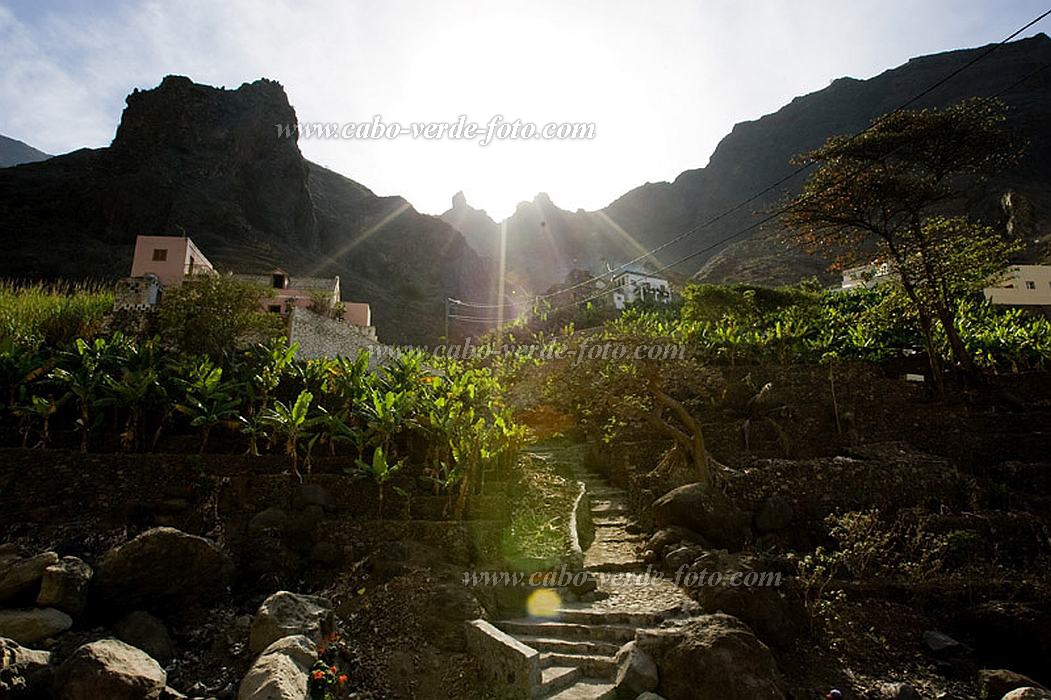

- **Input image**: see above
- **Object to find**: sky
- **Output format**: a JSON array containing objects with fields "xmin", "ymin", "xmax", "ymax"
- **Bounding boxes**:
[{"xmin": 1, "ymin": 0, "xmax": 1049, "ymax": 220}]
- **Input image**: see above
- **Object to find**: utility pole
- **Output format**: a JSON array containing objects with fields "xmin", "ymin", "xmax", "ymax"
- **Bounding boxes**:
[{"xmin": 444, "ymin": 297, "xmax": 450, "ymax": 342}]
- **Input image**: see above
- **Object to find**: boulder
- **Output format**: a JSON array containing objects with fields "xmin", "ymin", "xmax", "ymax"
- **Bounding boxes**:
[
  {"xmin": 94, "ymin": 527, "xmax": 231, "ymax": 611},
  {"xmin": 36, "ymin": 556, "xmax": 93, "ymax": 615},
  {"xmin": 979, "ymin": 670, "xmax": 1046, "ymax": 700},
  {"xmin": 1003, "ymin": 690, "xmax": 1051, "ymax": 700},
  {"xmin": 651, "ymin": 484, "xmax": 750, "ymax": 551},
  {"xmin": 568, "ymin": 571, "xmax": 599, "ymax": 596},
  {"xmin": 0, "ymin": 637, "xmax": 52, "ymax": 696},
  {"xmin": 55, "ymin": 639, "xmax": 166, "ymax": 700},
  {"xmin": 687, "ymin": 552, "xmax": 805, "ymax": 648},
  {"xmin": 238, "ymin": 635, "xmax": 316, "ymax": 700},
  {"xmin": 0, "ymin": 608, "xmax": 72, "ymax": 644},
  {"xmin": 0, "ymin": 552, "xmax": 59, "ymax": 603},
  {"xmin": 636, "ymin": 694, "xmax": 667, "ymax": 700},
  {"xmin": 663, "ymin": 544, "xmax": 706, "ymax": 574},
  {"xmin": 614, "ymin": 641, "xmax": 658, "ymax": 695},
  {"xmin": 114, "ymin": 611, "xmax": 174, "ymax": 665},
  {"xmin": 645, "ymin": 527, "xmax": 707, "ymax": 555},
  {"xmin": 249, "ymin": 591, "xmax": 334, "ymax": 654},
  {"xmin": 636, "ymin": 613, "xmax": 784, "ymax": 700}
]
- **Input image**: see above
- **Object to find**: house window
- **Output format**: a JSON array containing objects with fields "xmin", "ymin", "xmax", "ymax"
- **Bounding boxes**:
[
  {"xmin": 152, "ymin": 248, "xmax": 167, "ymax": 261},
  {"xmin": 272, "ymin": 273, "xmax": 286, "ymax": 289},
  {"xmin": 267, "ymin": 304, "xmax": 282, "ymax": 313},
  {"xmin": 1025, "ymin": 281, "xmax": 1036, "ymax": 290}
]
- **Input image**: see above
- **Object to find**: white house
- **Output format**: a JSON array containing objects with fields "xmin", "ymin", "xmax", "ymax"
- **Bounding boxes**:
[
  {"xmin": 840, "ymin": 262, "xmax": 896, "ymax": 290},
  {"xmin": 610, "ymin": 271, "xmax": 671, "ymax": 310},
  {"xmin": 983, "ymin": 265, "xmax": 1051, "ymax": 306}
]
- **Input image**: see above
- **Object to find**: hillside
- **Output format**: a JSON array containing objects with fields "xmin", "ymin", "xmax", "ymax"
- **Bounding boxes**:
[
  {"xmin": 442, "ymin": 34, "xmax": 1051, "ymax": 292},
  {"xmin": 0, "ymin": 76, "xmax": 488, "ymax": 344},
  {"xmin": 0, "ymin": 134, "xmax": 50, "ymax": 168}
]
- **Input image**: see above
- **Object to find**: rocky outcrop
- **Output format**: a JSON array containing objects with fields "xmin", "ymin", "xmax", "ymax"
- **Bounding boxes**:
[
  {"xmin": 94, "ymin": 527, "xmax": 231, "ymax": 611},
  {"xmin": 238, "ymin": 635, "xmax": 316, "ymax": 700},
  {"xmin": 651, "ymin": 483, "xmax": 750, "ymax": 551},
  {"xmin": 635, "ymin": 613, "xmax": 785, "ymax": 700},
  {"xmin": 0, "ymin": 76, "xmax": 490, "ymax": 345},
  {"xmin": 441, "ymin": 35, "xmax": 1051, "ymax": 292},
  {"xmin": 1003, "ymin": 689, "xmax": 1051, "ymax": 700},
  {"xmin": 55, "ymin": 639, "xmax": 167, "ymax": 700},
  {"xmin": 249, "ymin": 591, "xmax": 334, "ymax": 654},
  {"xmin": 0, "ymin": 607, "xmax": 72, "ymax": 644},
  {"xmin": 36, "ymin": 556, "xmax": 92, "ymax": 615}
]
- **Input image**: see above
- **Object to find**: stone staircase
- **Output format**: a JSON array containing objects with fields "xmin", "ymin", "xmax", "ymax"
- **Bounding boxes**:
[{"xmin": 487, "ymin": 448, "xmax": 694, "ymax": 699}]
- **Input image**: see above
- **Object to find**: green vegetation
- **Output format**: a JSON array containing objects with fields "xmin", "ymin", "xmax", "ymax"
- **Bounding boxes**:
[
  {"xmin": 0, "ymin": 281, "xmax": 113, "ymax": 347},
  {"xmin": 782, "ymin": 98, "xmax": 1021, "ymax": 380},
  {"xmin": 0, "ymin": 327, "xmax": 524, "ymax": 516}
]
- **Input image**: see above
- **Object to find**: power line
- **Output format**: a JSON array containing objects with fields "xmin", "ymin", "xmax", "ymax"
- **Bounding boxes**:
[{"xmin": 450, "ymin": 9, "xmax": 1051, "ymax": 313}]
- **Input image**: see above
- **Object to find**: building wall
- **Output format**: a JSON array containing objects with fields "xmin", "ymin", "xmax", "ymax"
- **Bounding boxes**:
[
  {"xmin": 130, "ymin": 236, "xmax": 215, "ymax": 286},
  {"xmin": 342, "ymin": 302, "xmax": 372, "ymax": 327},
  {"xmin": 612, "ymin": 273, "xmax": 670, "ymax": 309},
  {"xmin": 288, "ymin": 307, "xmax": 381, "ymax": 362},
  {"xmin": 984, "ymin": 265, "xmax": 1051, "ymax": 306}
]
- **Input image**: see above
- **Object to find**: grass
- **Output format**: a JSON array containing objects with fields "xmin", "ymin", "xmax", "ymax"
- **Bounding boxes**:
[{"xmin": 0, "ymin": 280, "xmax": 114, "ymax": 347}]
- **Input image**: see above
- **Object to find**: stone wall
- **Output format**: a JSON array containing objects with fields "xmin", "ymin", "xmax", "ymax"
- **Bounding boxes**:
[{"xmin": 287, "ymin": 307, "xmax": 380, "ymax": 361}]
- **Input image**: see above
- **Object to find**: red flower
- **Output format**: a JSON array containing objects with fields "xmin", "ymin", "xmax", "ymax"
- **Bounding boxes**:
[
  {"xmin": 338, "ymin": 675, "xmax": 348, "ymax": 684},
  {"xmin": 311, "ymin": 670, "xmax": 326, "ymax": 680},
  {"xmin": 330, "ymin": 666, "xmax": 337, "ymax": 674}
]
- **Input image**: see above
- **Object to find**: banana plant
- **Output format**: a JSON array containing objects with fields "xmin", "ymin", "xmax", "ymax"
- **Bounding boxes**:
[
  {"xmin": 12, "ymin": 389, "xmax": 65, "ymax": 448},
  {"xmin": 353, "ymin": 446, "xmax": 405, "ymax": 517},
  {"xmin": 174, "ymin": 360, "xmax": 241, "ymax": 453},
  {"xmin": 260, "ymin": 389, "xmax": 316, "ymax": 477}
]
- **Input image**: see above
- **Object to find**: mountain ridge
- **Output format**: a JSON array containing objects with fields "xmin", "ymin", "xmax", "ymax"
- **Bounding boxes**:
[
  {"xmin": 442, "ymin": 33, "xmax": 1051, "ymax": 292},
  {"xmin": 0, "ymin": 134, "xmax": 51, "ymax": 168}
]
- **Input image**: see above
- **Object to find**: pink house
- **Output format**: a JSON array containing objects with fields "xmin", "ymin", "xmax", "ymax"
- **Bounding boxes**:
[
  {"xmin": 129, "ymin": 235, "xmax": 215, "ymax": 286},
  {"xmin": 119, "ymin": 235, "xmax": 375, "ymax": 339}
]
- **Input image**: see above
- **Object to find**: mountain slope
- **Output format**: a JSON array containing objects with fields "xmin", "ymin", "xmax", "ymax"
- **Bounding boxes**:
[
  {"xmin": 443, "ymin": 33, "xmax": 1051, "ymax": 291},
  {"xmin": 0, "ymin": 135, "xmax": 50, "ymax": 167},
  {"xmin": 0, "ymin": 76, "xmax": 488, "ymax": 344}
]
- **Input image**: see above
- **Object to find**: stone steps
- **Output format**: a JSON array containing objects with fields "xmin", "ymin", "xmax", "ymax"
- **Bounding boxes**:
[
  {"xmin": 534, "ymin": 665, "xmax": 581, "ymax": 698},
  {"xmin": 543, "ymin": 680, "xmax": 617, "ymax": 700},
  {"xmin": 516, "ymin": 636, "xmax": 622, "ymax": 656},
  {"xmin": 541, "ymin": 652, "xmax": 616, "ymax": 678},
  {"xmin": 496, "ymin": 620, "xmax": 639, "ymax": 644}
]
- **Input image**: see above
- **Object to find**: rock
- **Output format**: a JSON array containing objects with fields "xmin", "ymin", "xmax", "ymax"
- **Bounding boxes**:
[
  {"xmin": 959, "ymin": 603, "xmax": 1051, "ymax": 683},
  {"xmin": 0, "ymin": 637, "xmax": 52, "ymax": 696},
  {"xmin": 114, "ymin": 611, "xmax": 174, "ymax": 666},
  {"xmin": 875, "ymin": 682, "xmax": 922, "ymax": 700},
  {"xmin": 248, "ymin": 507, "xmax": 289, "ymax": 533},
  {"xmin": 238, "ymin": 635, "xmax": 316, "ymax": 700},
  {"xmin": 636, "ymin": 613, "xmax": 784, "ymax": 700},
  {"xmin": 36, "ymin": 556, "xmax": 93, "ymax": 615},
  {"xmin": 308, "ymin": 541, "xmax": 343, "ymax": 568},
  {"xmin": 652, "ymin": 484, "xmax": 750, "ymax": 551},
  {"xmin": 754, "ymin": 495, "xmax": 794, "ymax": 533},
  {"xmin": 1003, "ymin": 690, "xmax": 1051, "ymax": 700},
  {"xmin": 979, "ymin": 670, "xmax": 1046, "ymax": 700},
  {"xmin": 663, "ymin": 544, "xmax": 706, "ymax": 573},
  {"xmin": 645, "ymin": 527, "xmax": 707, "ymax": 554},
  {"xmin": 922, "ymin": 630, "xmax": 970, "ymax": 658},
  {"xmin": 94, "ymin": 527, "xmax": 232, "ymax": 611},
  {"xmin": 55, "ymin": 639, "xmax": 166, "ymax": 700},
  {"xmin": 636, "ymin": 694, "xmax": 667, "ymax": 700},
  {"xmin": 614, "ymin": 641, "xmax": 659, "ymax": 695},
  {"xmin": 0, "ymin": 552, "xmax": 59, "ymax": 603},
  {"xmin": 687, "ymin": 552, "xmax": 805, "ymax": 648},
  {"xmin": 249, "ymin": 591, "xmax": 334, "ymax": 654},
  {"xmin": 0, "ymin": 608, "xmax": 72, "ymax": 644}
]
